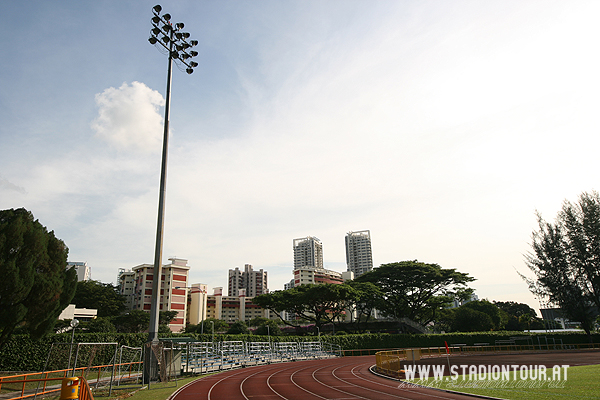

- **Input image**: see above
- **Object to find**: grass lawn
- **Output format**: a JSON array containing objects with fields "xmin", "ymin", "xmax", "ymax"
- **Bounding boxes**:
[
  {"xmin": 416, "ymin": 364, "xmax": 600, "ymax": 400},
  {"xmin": 92, "ymin": 374, "xmax": 213, "ymax": 400}
]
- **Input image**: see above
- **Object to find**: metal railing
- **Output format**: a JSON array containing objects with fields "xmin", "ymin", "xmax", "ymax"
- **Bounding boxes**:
[
  {"xmin": 176, "ymin": 340, "xmax": 342, "ymax": 374},
  {"xmin": 0, "ymin": 375, "xmax": 94, "ymax": 400},
  {"xmin": 0, "ymin": 362, "xmax": 141, "ymax": 400}
]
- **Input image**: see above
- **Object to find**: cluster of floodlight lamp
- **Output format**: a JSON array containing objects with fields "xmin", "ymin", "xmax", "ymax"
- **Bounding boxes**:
[{"xmin": 148, "ymin": 4, "xmax": 199, "ymax": 74}]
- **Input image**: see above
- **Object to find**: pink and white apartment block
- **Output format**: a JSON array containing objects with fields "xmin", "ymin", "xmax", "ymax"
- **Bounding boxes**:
[{"xmin": 130, "ymin": 258, "xmax": 190, "ymax": 332}]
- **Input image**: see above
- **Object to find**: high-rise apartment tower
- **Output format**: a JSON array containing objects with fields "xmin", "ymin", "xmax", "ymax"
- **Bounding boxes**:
[
  {"xmin": 228, "ymin": 264, "xmax": 268, "ymax": 297},
  {"xmin": 293, "ymin": 236, "xmax": 323, "ymax": 270},
  {"xmin": 345, "ymin": 230, "xmax": 373, "ymax": 277}
]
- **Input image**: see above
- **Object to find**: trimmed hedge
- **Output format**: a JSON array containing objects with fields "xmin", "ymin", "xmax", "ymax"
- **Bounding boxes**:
[{"xmin": 1, "ymin": 331, "xmax": 598, "ymax": 372}]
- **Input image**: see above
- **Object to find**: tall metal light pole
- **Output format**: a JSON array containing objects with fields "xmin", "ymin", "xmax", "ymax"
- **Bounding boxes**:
[{"xmin": 145, "ymin": 4, "xmax": 198, "ymax": 381}]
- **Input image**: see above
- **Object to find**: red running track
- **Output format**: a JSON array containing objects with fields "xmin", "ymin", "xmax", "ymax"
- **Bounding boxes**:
[{"xmin": 171, "ymin": 355, "xmax": 479, "ymax": 400}]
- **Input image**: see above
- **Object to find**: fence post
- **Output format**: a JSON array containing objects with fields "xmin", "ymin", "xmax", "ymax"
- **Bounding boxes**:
[{"xmin": 108, "ymin": 344, "xmax": 118, "ymax": 396}]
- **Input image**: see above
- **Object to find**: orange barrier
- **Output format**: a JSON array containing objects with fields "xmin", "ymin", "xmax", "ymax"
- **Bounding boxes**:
[
  {"xmin": 78, "ymin": 377, "xmax": 93, "ymax": 400},
  {"xmin": 0, "ymin": 361, "xmax": 141, "ymax": 400}
]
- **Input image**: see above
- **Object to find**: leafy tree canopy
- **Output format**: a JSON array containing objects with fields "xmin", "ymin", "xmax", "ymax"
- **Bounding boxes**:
[
  {"xmin": 253, "ymin": 283, "xmax": 358, "ymax": 333},
  {"xmin": 493, "ymin": 301, "xmax": 537, "ymax": 318},
  {"xmin": 71, "ymin": 280, "xmax": 126, "ymax": 318},
  {"xmin": 344, "ymin": 281, "xmax": 383, "ymax": 331},
  {"xmin": 462, "ymin": 300, "xmax": 507, "ymax": 330},
  {"xmin": 356, "ymin": 260, "xmax": 474, "ymax": 325},
  {"xmin": 247, "ymin": 317, "xmax": 271, "ymax": 327},
  {"xmin": 522, "ymin": 191, "xmax": 600, "ymax": 336},
  {"xmin": 227, "ymin": 321, "xmax": 250, "ymax": 334},
  {"xmin": 452, "ymin": 307, "xmax": 494, "ymax": 332},
  {"xmin": 203, "ymin": 317, "xmax": 229, "ymax": 333},
  {"xmin": 113, "ymin": 310, "xmax": 150, "ymax": 333},
  {"xmin": 159, "ymin": 310, "xmax": 178, "ymax": 325},
  {"xmin": 0, "ymin": 208, "xmax": 77, "ymax": 350},
  {"xmin": 254, "ymin": 319, "xmax": 282, "ymax": 336},
  {"xmin": 85, "ymin": 317, "xmax": 117, "ymax": 333}
]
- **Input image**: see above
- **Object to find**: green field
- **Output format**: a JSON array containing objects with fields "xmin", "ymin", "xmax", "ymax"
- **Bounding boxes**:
[{"xmin": 416, "ymin": 364, "xmax": 600, "ymax": 400}]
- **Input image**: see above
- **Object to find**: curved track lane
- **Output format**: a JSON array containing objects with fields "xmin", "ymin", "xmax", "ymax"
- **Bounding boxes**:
[{"xmin": 171, "ymin": 356, "xmax": 479, "ymax": 400}]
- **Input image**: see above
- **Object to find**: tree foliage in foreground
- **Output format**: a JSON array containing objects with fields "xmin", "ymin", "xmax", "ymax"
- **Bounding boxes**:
[
  {"xmin": 522, "ymin": 191, "xmax": 600, "ymax": 336},
  {"xmin": 356, "ymin": 260, "xmax": 475, "ymax": 325},
  {"xmin": 0, "ymin": 208, "xmax": 77, "ymax": 350}
]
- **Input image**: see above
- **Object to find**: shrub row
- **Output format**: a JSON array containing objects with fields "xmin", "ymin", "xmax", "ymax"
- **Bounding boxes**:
[{"xmin": 1, "ymin": 331, "xmax": 598, "ymax": 372}]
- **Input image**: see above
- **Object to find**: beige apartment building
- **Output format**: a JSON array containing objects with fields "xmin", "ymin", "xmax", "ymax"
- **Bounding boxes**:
[{"xmin": 118, "ymin": 258, "xmax": 190, "ymax": 332}]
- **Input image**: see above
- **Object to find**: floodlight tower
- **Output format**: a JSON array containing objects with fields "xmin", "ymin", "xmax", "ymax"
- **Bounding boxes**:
[{"xmin": 145, "ymin": 5, "xmax": 198, "ymax": 380}]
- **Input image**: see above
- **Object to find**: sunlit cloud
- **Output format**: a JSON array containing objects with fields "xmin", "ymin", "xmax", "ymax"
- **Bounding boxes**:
[{"xmin": 91, "ymin": 81, "xmax": 165, "ymax": 153}]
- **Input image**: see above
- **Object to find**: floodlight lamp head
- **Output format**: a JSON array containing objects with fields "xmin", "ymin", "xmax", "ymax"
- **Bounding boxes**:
[
  {"xmin": 176, "ymin": 22, "xmax": 184, "ymax": 30},
  {"xmin": 163, "ymin": 13, "xmax": 171, "ymax": 21},
  {"xmin": 183, "ymin": 32, "xmax": 191, "ymax": 38},
  {"xmin": 190, "ymin": 50, "xmax": 198, "ymax": 57},
  {"xmin": 152, "ymin": 27, "xmax": 161, "ymax": 35},
  {"xmin": 153, "ymin": 5, "xmax": 162, "ymax": 13},
  {"xmin": 148, "ymin": 36, "xmax": 158, "ymax": 44},
  {"xmin": 161, "ymin": 36, "xmax": 170, "ymax": 44},
  {"xmin": 190, "ymin": 61, "xmax": 198, "ymax": 68},
  {"xmin": 152, "ymin": 16, "xmax": 160, "ymax": 24},
  {"xmin": 175, "ymin": 32, "xmax": 183, "ymax": 40},
  {"xmin": 186, "ymin": 68, "xmax": 194, "ymax": 74},
  {"xmin": 172, "ymin": 51, "xmax": 179, "ymax": 59},
  {"xmin": 190, "ymin": 40, "xmax": 198, "ymax": 47}
]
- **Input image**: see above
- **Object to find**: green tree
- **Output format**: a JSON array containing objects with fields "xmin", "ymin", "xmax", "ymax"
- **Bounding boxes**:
[
  {"xmin": 356, "ymin": 260, "xmax": 474, "ymax": 325},
  {"xmin": 71, "ymin": 280, "xmax": 126, "ymax": 318},
  {"xmin": 227, "ymin": 321, "xmax": 250, "ymax": 334},
  {"xmin": 494, "ymin": 301, "xmax": 539, "ymax": 331},
  {"xmin": 254, "ymin": 319, "xmax": 282, "ymax": 336},
  {"xmin": 254, "ymin": 284, "xmax": 358, "ymax": 334},
  {"xmin": 204, "ymin": 318, "xmax": 229, "ymax": 333},
  {"xmin": 113, "ymin": 310, "xmax": 150, "ymax": 333},
  {"xmin": 451, "ymin": 307, "xmax": 494, "ymax": 332},
  {"xmin": 522, "ymin": 191, "xmax": 600, "ymax": 337},
  {"xmin": 85, "ymin": 317, "xmax": 116, "ymax": 333},
  {"xmin": 0, "ymin": 208, "xmax": 77, "ymax": 350},
  {"xmin": 494, "ymin": 301, "xmax": 537, "ymax": 318},
  {"xmin": 159, "ymin": 310, "xmax": 178, "ymax": 325},
  {"xmin": 247, "ymin": 317, "xmax": 270, "ymax": 327},
  {"xmin": 462, "ymin": 300, "xmax": 506, "ymax": 330},
  {"xmin": 345, "ymin": 281, "xmax": 383, "ymax": 332}
]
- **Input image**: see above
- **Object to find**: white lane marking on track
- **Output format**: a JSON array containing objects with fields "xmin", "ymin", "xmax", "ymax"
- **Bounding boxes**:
[
  {"xmin": 312, "ymin": 362, "xmax": 414, "ymax": 400},
  {"xmin": 241, "ymin": 363, "xmax": 305, "ymax": 400},
  {"xmin": 207, "ymin": 364, "xmax": 284, "ymax": 400},
  {"xmin": 289, "ymin": 364, "xmax": 330, "ymax": 399},
  {"xmin": 347, "ymin": 363, "xmax": 461, "ymax": 400}
]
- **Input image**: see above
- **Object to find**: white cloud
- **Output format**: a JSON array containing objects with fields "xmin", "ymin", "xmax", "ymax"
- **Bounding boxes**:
[{"xmin": 91, "ymin": 82, "xmax": 165, "ymax": 153}]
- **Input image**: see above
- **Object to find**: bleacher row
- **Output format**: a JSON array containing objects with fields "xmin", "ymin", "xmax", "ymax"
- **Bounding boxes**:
[{"xmin": 178, "ymin": 341, "xmax": 342, "ymax": 373}]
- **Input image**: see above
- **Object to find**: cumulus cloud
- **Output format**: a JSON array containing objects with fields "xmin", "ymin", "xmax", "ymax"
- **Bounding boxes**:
[{"xmin": 91, "ymin": 81, "xmax": 165, "ymax": 153}]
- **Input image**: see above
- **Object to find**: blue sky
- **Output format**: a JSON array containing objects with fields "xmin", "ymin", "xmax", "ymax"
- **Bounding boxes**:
[{"xmin": 2, "ymin": 0, "xmax": 600, "ymax": 313}]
